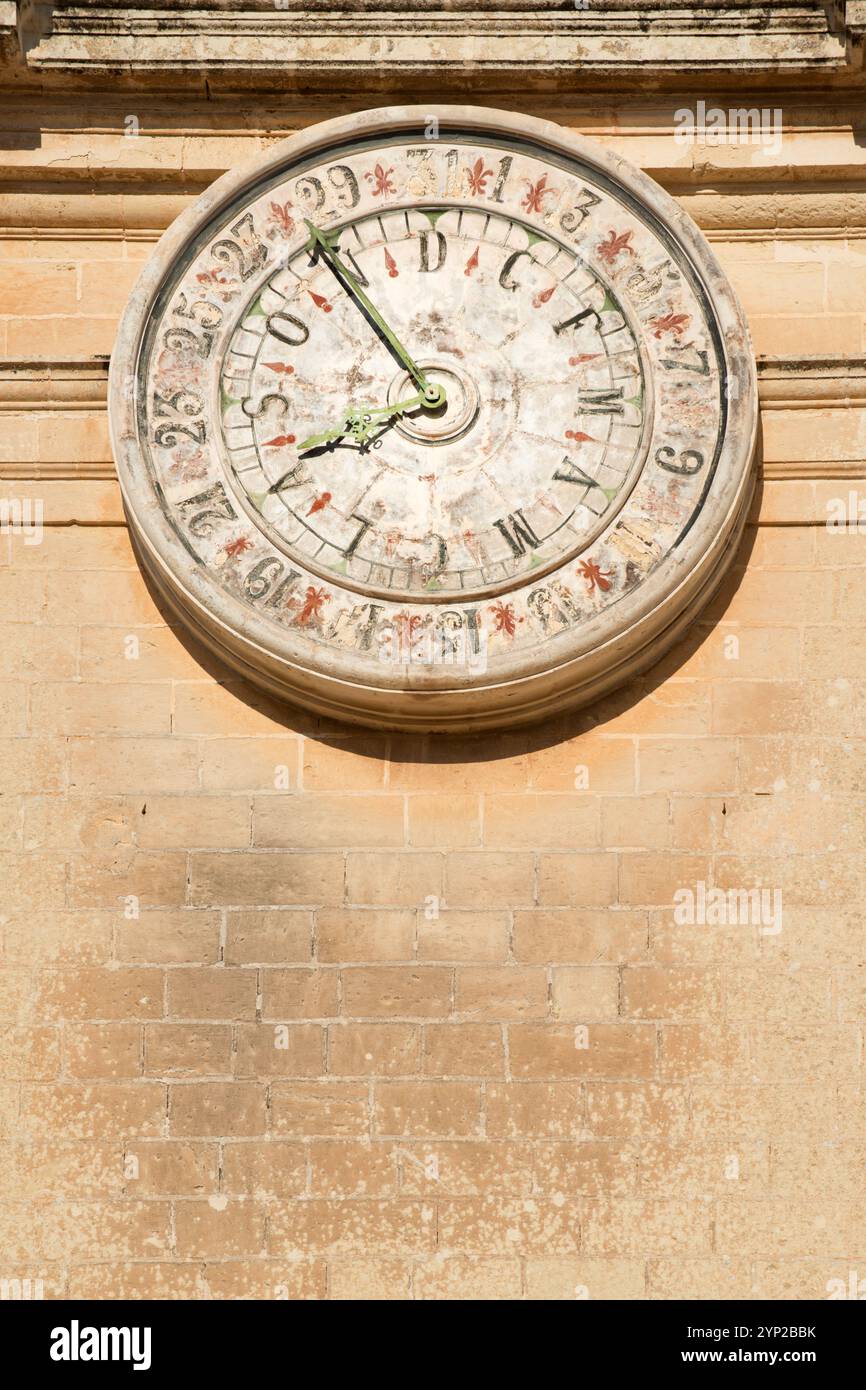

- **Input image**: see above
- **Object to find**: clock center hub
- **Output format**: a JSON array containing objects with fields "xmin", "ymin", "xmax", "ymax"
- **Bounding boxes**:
[{"xmin": 388, "ymin": 360, "xmax": 480, "ymax": 445}]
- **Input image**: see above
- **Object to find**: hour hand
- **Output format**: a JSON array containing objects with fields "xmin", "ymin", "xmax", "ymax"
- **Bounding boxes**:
[{"xmin": 297, "ymin": 392, "xmax": 427, "ymax": 453}]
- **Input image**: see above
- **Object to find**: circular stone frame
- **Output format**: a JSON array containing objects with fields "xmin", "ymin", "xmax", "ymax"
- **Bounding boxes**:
[{"xmin": 110, "ymin": 105, "xmax": 758, "ymax": 733}]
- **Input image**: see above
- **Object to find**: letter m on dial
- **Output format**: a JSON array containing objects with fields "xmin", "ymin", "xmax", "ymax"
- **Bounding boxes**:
[{"xmin": 494, "ymin": 509, "xmax": 541, "ymax": 557}]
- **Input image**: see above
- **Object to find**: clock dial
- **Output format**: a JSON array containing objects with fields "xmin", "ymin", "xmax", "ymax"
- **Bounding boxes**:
[
  {"xmin": 112, "ymin": 107, "xmax": 756, "ymax": 730},
  {"xmin": 220, "ymin": 206, "xmax": 648, "ymax": 601}
]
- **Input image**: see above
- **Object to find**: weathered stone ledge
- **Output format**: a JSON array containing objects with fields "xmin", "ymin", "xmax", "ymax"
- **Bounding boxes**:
[
  {"xmin": 1, "ymin": 354, "xmax": 865, "ymax": 487},
  {"xmin": 1, "ymin": 2, "xmax": 864, "ymax": 93},
  {"xmin": 5, "ymin": 353, "xmax": 864, "ymax": 406}
]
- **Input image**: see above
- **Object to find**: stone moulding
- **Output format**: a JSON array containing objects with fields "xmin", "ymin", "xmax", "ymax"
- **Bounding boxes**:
[
  {"xmin": 1, "ymin": 357, "xmax": 861, "ymax": 486},
  {"xmin": 107, "ymin": 103, "xmax": 758, "ymax": 732},
  {"xmin": 0, "ymin": 357, "xmax": 109, "ymax": 409},
  {"xmin": 2, "ymin": 378, "xmax": 857, "ymax": 495},
  {"xmin": 1, "ymin": 2, "xmax": 864, "ymax": 89},
  {"xmin": 6, "ymin": 353, "xmax": 865, "ymax": 410},
  {"xmin": 757, "ymin": 354, "xmax": 866, "ymax": 408}
]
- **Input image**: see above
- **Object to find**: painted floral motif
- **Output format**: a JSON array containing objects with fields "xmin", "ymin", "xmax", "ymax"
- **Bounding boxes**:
[
  {"xmin": 391, "ymin": 612, "xmax": 426, "ymax": 652},
  {"xmin": 648, "ymin": 311, "xmax": 691, "ymax": 339},
  {"xmin": 222, "ymin": 536, "xmax": 254, "ymax": 560},
  {"xmin": 596, "ymin": 229, "xmax": 636, "ymax": 265},
  {"xmin": 666, "ymin": 393, "xmax": 715, "ymax": 431},
  {"xmin": 365, "ymin": 163, "xmax": 396, "ymax": 197},
  {"xmin": 291, "ymin": 586, "xmax": 331, "ymax": 628},
  {"xmin": 265, "ymin": 200, "xmax": 296, "ymax": 239},
  {"xmin": 383, "ymin": 247, "xmax": 399, "ymax": 279},
  {"xmin": 578, "ymin": 558, "xmax": 615, "ymax": 593},
  {"xmin": 575, "ymin": 558, "xmax": 617, "ymax": 592},
  {"xmin": 153, "ymin": 359, "xmax": 202, "ymax": 395},
  {"xmin": 155, "ymin": 341, "xmax": 206, "ymax": 383},
  {"xmin": 489, "ymin": 600, "xmax": 518, "ymax": 636},
  {"xmin": 166, "ymin": 446, "xmax": 209, "ymax": 483},
  {"xmin": 464, "ymin": 246, "xmax": 480, "ymax": 277},
  {"xmin": 521, "ymin": 174, "xmax": 558, "ymax": 214},
  {"xmin": 195, "ymin": 267, "xmax": 240, "ymax": 301},
  {"xmin": 465, "ymin": 158, "xmax": 493, "ymax": 195}
]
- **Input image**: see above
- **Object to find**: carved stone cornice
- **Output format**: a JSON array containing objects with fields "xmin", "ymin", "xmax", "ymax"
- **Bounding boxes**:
[
  {"xmin": 1, "ymin": 354, "xmax": 864, "ymax": 484},
  {"xmin": 8, "ymin": 353, "xmax": 865, "ymax": 405},
  {"xmin": 757, "ymin": 354, "xmax": 866, "ymax": 407},
  {"xmin": 0, "ymin": 356, "xmax": 109, "ymax": 409},
  {"xmin": 1, "ymin": 2, "xmax": 865, "ymax": 93},
  {"xmin": 841, "ymin": 0, "xmax": 866, "ymax": 34}
]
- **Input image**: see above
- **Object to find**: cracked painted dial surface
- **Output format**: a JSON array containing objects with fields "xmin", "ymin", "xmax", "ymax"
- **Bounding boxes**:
[
  {"xmin": 114, "ymin": 109, "xmax": 755, "ymax": 729},
  {"xmin": 220, "ymin": 205, "xmax": 647, "ymax": 601}
]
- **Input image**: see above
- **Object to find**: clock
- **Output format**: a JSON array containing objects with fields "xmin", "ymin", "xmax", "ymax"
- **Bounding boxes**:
[{"xmin": 110, "ymin": 106, "xmax": 757, "ymax": 731}]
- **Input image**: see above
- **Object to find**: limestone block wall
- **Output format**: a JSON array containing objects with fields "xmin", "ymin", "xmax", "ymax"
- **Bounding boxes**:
[{"xmin": 1, "ymin": 88, "xmax": 865, "ymax": 1300}]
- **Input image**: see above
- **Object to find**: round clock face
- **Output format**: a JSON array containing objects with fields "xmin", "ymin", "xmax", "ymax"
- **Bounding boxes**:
[
  {"xmin": 111, "ymin": 107, "xmax": 757, "ymax": 731},
  {"xmin": 220, "ymin": 205, "xmax": 649, "ymax": 604}
]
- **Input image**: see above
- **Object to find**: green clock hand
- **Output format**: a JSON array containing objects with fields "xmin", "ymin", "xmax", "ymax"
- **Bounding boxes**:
[
  {"xmin": 304, "ymin": 220, "xmax": 446, "ymax": 410},
  {"xmin": 298, "ymin": 391, "xmax": 427, "ymax": 453}
]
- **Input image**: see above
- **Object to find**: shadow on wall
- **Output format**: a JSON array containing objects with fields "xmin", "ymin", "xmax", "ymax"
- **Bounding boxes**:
[{"xmin": 134, "ymin": 469, "xmax": 763, "ymax": 769}]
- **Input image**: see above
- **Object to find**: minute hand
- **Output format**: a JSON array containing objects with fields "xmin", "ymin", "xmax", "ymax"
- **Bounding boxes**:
[{"xmin": 304, "ymin": 220, "xmax": 445, "ymax": 409}]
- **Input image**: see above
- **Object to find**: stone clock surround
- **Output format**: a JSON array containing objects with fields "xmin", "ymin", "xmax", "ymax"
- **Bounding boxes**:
[{"xmin": 110, "ymin": 105, "xmax": 758, "ymax": 732}]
